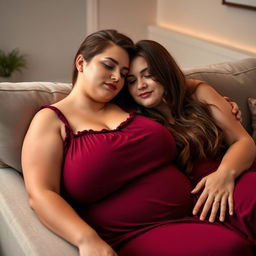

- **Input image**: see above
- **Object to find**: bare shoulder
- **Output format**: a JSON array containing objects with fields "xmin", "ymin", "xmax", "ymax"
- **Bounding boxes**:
[
  {"xmin": 186, "ymin": 78, "xmax": 205, "ymax": 87},
  {"xmin": 32, "ymin": 107, "xmax": 59, "ymax": 123},
  {"xmin": 29, "ymin": 107, "xmax": 62, "ymax": 133},
  {"xmin": 192, "ymin": 82, "xmax": 222, "ymax": 104},
  {"xmin": 22, "ymin": 107, "xmax": 65, "ymax": 194}
]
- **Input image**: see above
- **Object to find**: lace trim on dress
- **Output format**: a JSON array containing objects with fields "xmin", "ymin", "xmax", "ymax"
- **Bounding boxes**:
[{"xmin": 74, "ymin": 111, "xmax": 135, "ymax": 136}]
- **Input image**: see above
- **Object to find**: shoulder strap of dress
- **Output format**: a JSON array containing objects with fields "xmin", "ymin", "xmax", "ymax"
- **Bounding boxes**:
[{"xmin": 40, "ymin": 105, "xmax": 73, "ymax": 135}]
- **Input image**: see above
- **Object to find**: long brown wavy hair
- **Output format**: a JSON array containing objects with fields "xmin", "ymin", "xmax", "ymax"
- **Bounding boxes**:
[{"xmin": 125, "ymin": 40, "xmax": 224, "ymax": 174}]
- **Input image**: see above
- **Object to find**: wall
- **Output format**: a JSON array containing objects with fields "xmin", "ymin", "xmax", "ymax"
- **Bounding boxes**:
[
  {"xmin": 0, "ymin": 0, "xmax": 156, "ymax": 82},
  {"xmin": 0, "ymin": 0, "xmax": 87, "ymax": 82},
  {"xmin": 148, "ymin": 25, "xmax": 253, "ymax": 68},
  {"xmin": 156, "ymin": 0, "xmax": 256, "ymax": 55},
  {"xmin": 98, "ymin": 0, "xmax": 156, "ymax": 41}
]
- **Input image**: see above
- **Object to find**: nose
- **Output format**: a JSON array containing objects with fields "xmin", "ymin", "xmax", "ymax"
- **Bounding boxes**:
[
  {"xmin": 111, "ymin": 71, "xmax": 120, "ymax": 82},
  {"xmin": 137, "ymin": 78, "xmax": 147, "ymax": 90}
]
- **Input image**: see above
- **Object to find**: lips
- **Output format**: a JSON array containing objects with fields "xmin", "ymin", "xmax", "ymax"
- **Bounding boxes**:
[
  {"xmin": 139, "ymin": 91, "xmax": 152, "ymax": 99},
  {"xmin": 104, "ymin": 83, "xmax": 117, "ymax": 91}
]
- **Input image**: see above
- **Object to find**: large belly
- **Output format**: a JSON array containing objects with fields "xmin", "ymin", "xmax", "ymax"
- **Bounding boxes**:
[{"xmin": 80, "ymin": 165, "xmax": 193, "ymax": 232}]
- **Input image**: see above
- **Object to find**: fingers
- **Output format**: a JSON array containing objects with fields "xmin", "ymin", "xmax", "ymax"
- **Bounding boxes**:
[
  {"xmin": 197, "ymin": 194, "xmax": 216, "ymax": 221},
  {"xmin": 191, "ymin": 178, "xmax": 206, "ymax": 194},
  {"xmin": 207, "ymin": 194, "xmax": 229, "ymax": 223},
  {"xmin": 219, "ymin": 196, "xmax": 227, "ymax": 222},
  {"xmin": 228, "ymin": 194, "xmax": 234, "ymax": 216},
  {"xmin": 223, "ymin": 96, "xmax": 230, "ymax": 102},
  {"xmin": 192, "ymin": 190, "xmax": 207, "ymax": 216},
  {"xmin": 229, "ymin": 101, "xmax": 243, "ymax": 122},
  {"xmin": 192, "ymin": 172, "xmax": 235, "ymax": 223},
  {"xmin": 235, "ymin": 110, "xmax": 242, "ymax": 122},
  {"xmin": 230, "ymin": 102, "xmax": 239, "ymax": 115},
  {"xmin": 194, "ymin": 193, "xmax": 233, "ymax": 223},
  {"xmin": 209, "ymin": 198, "xmax": 222, "ymax": 222},
  {"xmin": 194, "ymin": 195, "xmax": 221, "ymax": 222}
]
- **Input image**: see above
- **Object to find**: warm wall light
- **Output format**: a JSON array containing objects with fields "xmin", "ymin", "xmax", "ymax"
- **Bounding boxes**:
[{"xmin": 159, "ymin": 24, "xmax": 256, "ymax": 55}]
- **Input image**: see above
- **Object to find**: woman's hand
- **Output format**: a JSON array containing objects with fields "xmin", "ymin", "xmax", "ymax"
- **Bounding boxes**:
[
  {"xmin": 191, "ymin": 170, "xmax": 235, "ymax": 223},
  {"xmin": 223, "ymin": 96, "xmax": 242, "ymax": 122},
  {"xmin": 79, "ymin": 233, "xmax": 118, "ymax": 256}
]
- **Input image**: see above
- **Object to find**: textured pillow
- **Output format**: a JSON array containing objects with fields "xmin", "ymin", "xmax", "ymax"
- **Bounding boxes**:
[
  {"xmin": 248, "ymin": 97, "xmax": 256, "ymax": 142},
  {"xmin": 0, "ymin": 82, "xmax": 72, "ymax": 172}
]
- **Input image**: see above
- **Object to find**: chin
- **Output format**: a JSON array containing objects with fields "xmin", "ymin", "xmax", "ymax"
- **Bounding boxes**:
[
  {"xmin": 139, "ymin": 102, "xmax": 156, "ymax": 108},
  {"xmin": 101, "ymin": 93, "xmax": 118, "ymax": 102}
]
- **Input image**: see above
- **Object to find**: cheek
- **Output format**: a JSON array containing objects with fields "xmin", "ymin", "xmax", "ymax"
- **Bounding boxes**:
[
  {"xmin": 150, "ymin": 87, "xmax": 164, "ymax": 105},
  {"xmin": 119, "ymin": 79, "xmax": 125, "ymax": 88},
  {"xmin": 128, "ymin": 86, "xmax": 136, "ymax": 98},
  {"xmin": 156, "ymin": 86, "xmax": 165, "ymax": 98},
  {"xmin": 90, "ymin": 63, "xmax": 106, "ymax": 77}
]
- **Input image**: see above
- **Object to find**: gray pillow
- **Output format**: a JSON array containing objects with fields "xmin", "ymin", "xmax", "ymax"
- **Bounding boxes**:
[{"xmin": 0, "ymin": 82, "xmax": 72, "ymax": 172}]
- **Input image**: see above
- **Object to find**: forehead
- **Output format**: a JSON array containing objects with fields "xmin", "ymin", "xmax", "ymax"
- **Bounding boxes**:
[
  {"xmin": 97, "ymin": 44, "xmax": 130, "ymax": 67},
  {"xmin": 129, "ymin": 56, "xmax": 147, "ymax": 74}
]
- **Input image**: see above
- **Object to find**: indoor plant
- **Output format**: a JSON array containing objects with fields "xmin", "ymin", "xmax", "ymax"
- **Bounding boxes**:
[{"xmin": 0, "ymin": 48, "xmax": 26, "ymax": 80}]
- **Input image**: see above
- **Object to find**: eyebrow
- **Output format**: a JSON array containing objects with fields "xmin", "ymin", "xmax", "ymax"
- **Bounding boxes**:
[
  {"xmin": 126, "ymin": 67, "xmax": 148, "ymax": 78},
  {"xmin": 105, "ymin": 57, "xmax": 129, "ymax": 71},
  {"xmin": 139, "ymin": 67, "xmax": 148, "ymax": 74}
]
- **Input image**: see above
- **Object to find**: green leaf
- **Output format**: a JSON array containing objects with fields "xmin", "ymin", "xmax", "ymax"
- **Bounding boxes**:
[{"xmin": 0, "ymin": 48, "xmax": 26, "ymax": 77}]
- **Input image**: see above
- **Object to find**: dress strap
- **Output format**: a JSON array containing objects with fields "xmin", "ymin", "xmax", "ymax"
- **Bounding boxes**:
[{"xmin": 40, "ymin": 105, "xmax": 73, "ymax": 136}]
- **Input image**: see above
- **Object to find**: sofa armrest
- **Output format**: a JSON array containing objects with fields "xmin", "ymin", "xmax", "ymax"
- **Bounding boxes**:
[{"xmin": 0, "ymin": 167, "xmax": 78, "ymax": 256}]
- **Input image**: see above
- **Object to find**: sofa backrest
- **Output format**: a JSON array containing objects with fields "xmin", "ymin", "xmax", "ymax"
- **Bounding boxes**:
[
  {"xmin": 0, "ymin": 82, "xmax": 72, "ymax": 172},
  {"xmin": 184, "ymin": 58, "xmax": 256, "ymax": 134}
]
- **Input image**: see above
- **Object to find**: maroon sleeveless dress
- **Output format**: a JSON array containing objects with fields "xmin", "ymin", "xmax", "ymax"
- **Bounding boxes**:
[
  {"xmin": 42, "ymin": 106, "xmax": 254, "ymax": 256},
  {"xmin": 191, "ymin": 159, "xmax": 256, "ymax": 248}
]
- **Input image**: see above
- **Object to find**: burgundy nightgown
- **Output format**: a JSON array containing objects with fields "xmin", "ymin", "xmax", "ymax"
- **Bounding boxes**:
[
  {"xmin": 191, "ymin": 159, "xmax": 256, "ymax": 247},
  {"xmin": 42, "ymin": 105, "xmax": 254, "ymax": 256}
]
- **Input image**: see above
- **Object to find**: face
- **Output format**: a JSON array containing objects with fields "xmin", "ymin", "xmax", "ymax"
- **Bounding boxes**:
[
  {"xmin": 77, "ymin": 44, "xmax": 130, "ymax": 102},
  {"xmin": 126, "ymin": 56, "xmax": 165, "ymax": 108}
]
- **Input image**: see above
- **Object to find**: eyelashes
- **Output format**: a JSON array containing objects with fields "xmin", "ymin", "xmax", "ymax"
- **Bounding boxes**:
[
  {"xmin": 126, "ymin": 74, "xmax": 154, "ymax": 85},
  {"xmin": 102, "ymin": 63, "xmax": 127, "ymax": 78},
  {"xmin": 103, "ymin": 63, "xmax": 114, "ymax": 70},
  {"xmin": 127, "ymin": 79, "xmax": 136, "ymax": 85}
]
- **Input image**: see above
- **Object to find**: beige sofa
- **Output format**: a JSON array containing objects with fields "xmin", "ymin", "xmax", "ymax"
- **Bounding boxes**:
[{"xmin": 0, "ymin": 58, "xmax": 256, "ymax": 255}]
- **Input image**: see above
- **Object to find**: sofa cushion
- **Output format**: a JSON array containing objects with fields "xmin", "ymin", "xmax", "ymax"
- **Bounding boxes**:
[
  {"xmin": 0, "ymin": 167, "xmax": 78, "ymax": 255},
  {"xmin": 184, "ymin": 58, "xmax": 256, "ymax": 134},
  {"xmin": 0, "ymin": 82, "xmax": 72, "ymax": 172},
  {"xmin": 248, "ymin": 97, "xmax": 256, "ymax": 142}
]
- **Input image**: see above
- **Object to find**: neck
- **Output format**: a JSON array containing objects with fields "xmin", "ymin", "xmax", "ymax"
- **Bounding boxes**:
[{"xmin": 66, "ymin": 83, "xmax": 108, "ymax": 113}]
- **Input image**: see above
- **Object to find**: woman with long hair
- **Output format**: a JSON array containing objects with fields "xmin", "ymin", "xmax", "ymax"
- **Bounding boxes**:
[{"xmin": 125, "ymin": 39, "xmax": 256, "ymax": 248}]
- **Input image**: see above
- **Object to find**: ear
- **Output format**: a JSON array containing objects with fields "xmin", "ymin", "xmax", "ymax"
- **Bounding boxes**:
[{"xmin": 75, "ymin": 54, "xmax": 86, "ymax": 72}]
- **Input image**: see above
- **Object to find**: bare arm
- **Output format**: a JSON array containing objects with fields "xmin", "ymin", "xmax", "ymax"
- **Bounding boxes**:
[
  {"xmin": 186, "ymin": 79, "xmax": 242, "ymax": 121},
  {"xmin": 21, "ymin": 109, "xmax": 117, "ymax": 256},
  {"xmin": 191, "ymin": 84, "xmax": 256, "ymax": 222}
]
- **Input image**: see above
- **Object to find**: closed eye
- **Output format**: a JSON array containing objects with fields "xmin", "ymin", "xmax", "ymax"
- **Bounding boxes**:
[
  {"xmin": 126, "ymin": 78, "xmax": 136, "ymax": 85},
  {"xmin": 121, "ymin": 73, "xmax": 127, "ymax": 78},
  {"xmin": 103, "ymin": 63, "xmax": 114, "ymax": 70},
  {"xmin": 144, "ymin": 74, "xmax": 157, "ymax": 81},
  {"xmin": 102, "ymin": 62, "xmax": 127, "ymax": 79}
]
